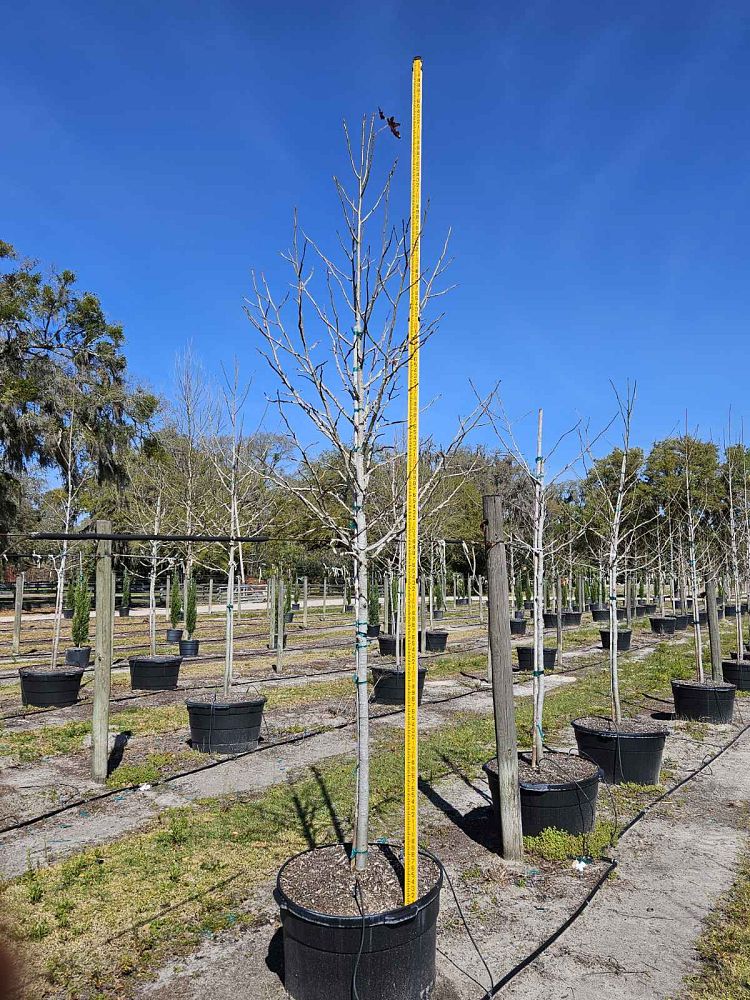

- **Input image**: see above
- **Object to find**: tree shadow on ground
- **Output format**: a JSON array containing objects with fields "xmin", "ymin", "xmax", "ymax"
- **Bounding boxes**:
[
  {"xmin": 107, "ymin": 731, "xmax": 131, "ymax": 776},
  {"xmin": 418, "ymin": 778, "xmax": 499, "ymax": 853}
]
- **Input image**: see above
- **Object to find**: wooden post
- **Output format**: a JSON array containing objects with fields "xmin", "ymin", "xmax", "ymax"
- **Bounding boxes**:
[
  {"xmin": 208, "ymin": 577, "xmax": 214, "ymax": 614},
  {"xmin": 92, "ymin": 520, "xmax": 113, "ymax": 783},
  {"xmin": 165, "ymin": 572, "xmax": 170, "ymax": 612},
  {"xmin": 706, "ymin": 578, "xmax": 723, "ymax": 683},
  {"xmin": 275, "ymin": 576, "xmax": 285, "ymax": 673},
  {"xmin": 322, "ymin": 576, "xmax": 327, "ymax": 619},
  {"xmin": 268, "ymin": 576, "xmax": 276, "ymax": 649},
  {"xmin": 478, "ymin": 575, "xmax": 484, "ymax": 625},
  {"xmin": 577, "ymin": 574, "xmax": 584, "ymax": 614},
  {"xmin": 12, "ymin": 572, "xmax": 24, "ymax": 656},
  {"xmin": 483, "ymin": 495, "xmax": 523, "ymax": 860},
  {"xmin": 303, "ymin": 575, "xmax": 309, "ymax": 628},
  {"xmin": 429, "ymin": 575, "xmax": 434, "ymax": 628}
]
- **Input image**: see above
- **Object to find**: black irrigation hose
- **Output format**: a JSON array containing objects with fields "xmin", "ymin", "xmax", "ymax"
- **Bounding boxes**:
[
  {"xmin": 476, "ymin": 717, "xmax": 750, "ymax": 996},
  {"xmin": 0, "ymin": 684, "xmax": 484, "ymax": 838}
]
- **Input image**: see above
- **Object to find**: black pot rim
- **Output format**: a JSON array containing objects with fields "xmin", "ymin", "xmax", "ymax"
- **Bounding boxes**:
[
  {"xmin": 19, "ymin": 666, "xmax": 84, "ymax": 679},
  {"xmin": 66, "ymin": 645, "xmax": 91, "ymax": 652},
  {"xmin": 671, "ymin": 678, "xmax": 735, "ymax": 692},
  {"xmin": 275, "ymin": 843, "xmax": 443, "ymax": 928},
  {"xmin": 483, "ymin": 753, "xmax": 601, "ymax": 791},
  {"xmin": 186, "ymin": 697, "xmax": 267, "ymax": 710},
  {"xmin": 371, "ymin": 664, "xmax": 427, "ymax": 676},
  {"xmin": 599, "ymin": 628, "xmax": 632, "ymax": 636},
  {"xmin": 129, "ymin": 655, "xmax": 182, "ymax": 666},
  {"xmin": 571, "ymin": 716, "xmax": 669, "ymax": 739}
]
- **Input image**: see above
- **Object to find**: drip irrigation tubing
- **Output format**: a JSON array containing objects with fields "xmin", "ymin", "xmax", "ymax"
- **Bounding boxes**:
[
  {"xmin": 0, "ymin": 684, "xmax": 485, "ymax": 838},
  {"xmin": 473, "ymin": 719, "xmax": 750, "ymax": 997}
]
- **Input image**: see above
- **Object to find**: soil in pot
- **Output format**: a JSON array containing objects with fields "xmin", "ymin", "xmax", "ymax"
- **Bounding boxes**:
[
  {"xmin": 484, "ymin": 754, "xmax": 600, "ymax": 838},
  {"xmin": 371, "ymin": 666, "xmax": 427, "ymax": 705},
  {"xmin": 722, "ymin": 660, "xmax": 750, "ymax": 690},
  {"xmin": 129, "ymin": 654, "xmax": 182, "ymax": 691},
  {"xmin": 187, "ymin": 695, "xmax": 266, "ymax": 753},
  {"xmin": 599, "ymin": 629, "xmax": 632, "ymax": 652},
  {"xmin": 571, "ymin": 716, "xmax": 668, "ymax": 784},
  {"xmin": 510, "ymin": 617, "xmax": 527, "ymax": 636},
  {"xmin": 19, "ymin": 667, "xmax": 84, "ymax": 708},
  {"xmin": 166, "ymin": 627, "xmax": 183, "ymax": 643},
  {"xmin": 179, "ymin": 638, "xmax": 200, "ymax": 657},
  {"xmin": 276, "ymin": 843, "xmax": 443, "ymax": 1000},
  {"xmin": 650, "ymin": 616, "xmax": 676, "ymax": 635},
  {"xmin": 515, "ymin": 646, "xmax": 557, "ymax": 671},
  {"xmin": 671, "ymin": 679, "xmax": 735, "ymax": 724},
  {"xmin": 65, "ymin": 645, "xmax": 91, "ymax": 668}
]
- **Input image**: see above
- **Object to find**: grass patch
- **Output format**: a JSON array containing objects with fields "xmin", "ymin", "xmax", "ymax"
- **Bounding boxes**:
[
  {"xmin": 684, "ymin": 845, "xmax": 750, "ymax": 999},
  {"xmin": 523, "ymin": 821, "xmax": 617, "ymax": 862}
]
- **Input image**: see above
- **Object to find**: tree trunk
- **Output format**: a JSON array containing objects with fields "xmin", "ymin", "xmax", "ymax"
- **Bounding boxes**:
[
  {"xmin": 92, "ymin": 520, "xmax": 113, "ymax": 783},
  {"xmin": 705, "ymin": 578, "xmax": 723, "ymax": 683}
]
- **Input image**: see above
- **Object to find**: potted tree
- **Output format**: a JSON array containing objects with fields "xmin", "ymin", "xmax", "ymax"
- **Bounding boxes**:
[
  {"xmin": 573, "ymin": 387, "xmax": 668, "ymax": 784},
  {"xmin": 433, "ymin": 577, "xmax": 445, "ymax": 621},
  {"xmin": 669, "ymin": 427, "xmax": 735, "ymax": 722},
  {"xmin": 247, "ymin": 107, "xmax": 492, "ymax": 998},
  {"xmin": 20, "ymin": 574, "xmax": 89, "ymax": 708},
  {"xmin": 166, "ymin": 572, "xmax": 183, "ymax": 642},
  {"xmin": 486, "ymin": 407, "xmax": 594, "ymax": 832},
  {"xmin": 119, "ymin": 567, "xmax": 131, "ymax": 617},
  {"xmin": 179, "ymin": 578, "xmax": 200, "ymax": 657},
  {"xmin": 291, "ymin": 579, "xmax": 301, "ymax": 611},
  {"xmin": 66, "ymin": 574, "xmax": 92, "ymax": 667}
]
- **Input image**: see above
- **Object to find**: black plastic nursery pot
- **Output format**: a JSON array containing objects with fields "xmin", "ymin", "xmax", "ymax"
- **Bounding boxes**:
[
  {"xmin": 284, "ymin": 611, "xmax": 295, "ymax": 624},
  {"xmin": 178, "ymin": 639, "xmax": 200, "ymax": 657},
  {"xmin": 571, "ymin": 718, "xmax": 668, "ymax": 785},
  {"xmin": 456, "ymin": 597, "xmax": 469, "ymax": 606},
  {"xmin": 292, "ymin": 602, "xmax": 301, "ymax": 611},
  {"xmin": 562, "ymin": 611, "xmax": 582, "ymax": 627},
  {"xmin": 673, "ymin": 614, "xmax": 689, "ymax": 631},
  {"xmin": 722, "ymin": 659, "xmax": 750, "ymax": 690},
  {"xmin": 591, "ymin": 607, "xmax": 609, "ymax": 623},
  {"xmin": 371, "ymin": 666, "xmax": 427, "ymax": 705},
  {"xmin": 187, "ymin": 697, "xmax": 266, "ymax": 753},
  {"xmin": 510, "ymin": 617, "xmax": 527, "ymax": 636},
  {"xmin": 542, "ymin": 611, "xmax": 558, "ymax": 629},
  {"xmin": 367, "ymin": 624, "xmax": 381, "ymax": 638},
  {"xmin": 63, "ymin": 608, "xmax": 74, "ymax": 620},
  {"xmin": 650, "ymin": 616, "xmax": 676, "ymax": 636},
  {"xmin": 513, "ymin": 610, "xmax": 525, "ymax": 620},
  {"xmin": 671, "ymin": 679, "xmax": 736, "ymax": 724},
  {"xmin": 634, "ymin": 604, "xmax": 646, "ymax": 618},
  {"xmin": 166, "ymin": 627, "xmax": 183, "ymax": 643},
  {"xmin": 119, "ymin": 606, "xmax": 130, "ymax": 618},
  {"xmin": 19, "ymin": 667, "xmax": 84, "ymax": 708},
  {"xmin": 523, "ymin": 600, "xmax": 534, "ymax": 610},
  {"xmin": 516, "ymin": 646, "xmax": 557, "ymax": 672},
  {"xmin": 433, "ymin": 609, "xmax": 445, "ymax": 621},
  {"xmin": 276, "ymin": 844, "xmax": 443, "ymax": 1000},
  {"xmin": 484, "ymin": 755, "xmax": 600, "ymax": 837},
  {"xmin": 129, "ymin": 654, "xmax": 182, "ymax": 691},
  {"xmin": 599, "ymin": 629, "xmax": 632, "ymax": 652},
  {"xmin": 724, "ymin": 604, "xmax": 737, "ymax": 617},
  {"xmin": 425, "ymin": 630, "xmax": 448, "ymax": 653},
  {"xmin": 65, "ymin": 645, "xmax": 91, "ymax": 668}
]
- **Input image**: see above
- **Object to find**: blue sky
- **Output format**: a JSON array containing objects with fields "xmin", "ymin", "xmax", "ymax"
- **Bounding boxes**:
[{"xmin": 3, "ymin": 1, "xmax": 750, "ymax": 465}]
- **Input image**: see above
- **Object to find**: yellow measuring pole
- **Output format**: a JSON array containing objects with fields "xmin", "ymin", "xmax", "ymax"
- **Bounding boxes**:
[{"xmin": 404, "ymin": 54, "xmax": 422, "ymax": 906}]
